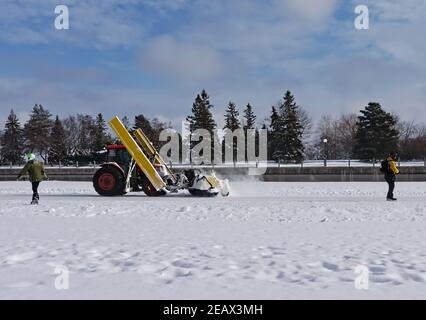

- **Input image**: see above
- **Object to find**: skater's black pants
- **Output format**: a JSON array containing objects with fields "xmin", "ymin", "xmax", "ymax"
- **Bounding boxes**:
[
  {"xmin": 32, "ymin": 181, "xmax": 40, "ymax": 201},
  {"xmin": 385, "ymin": 175, "xmax": 395, "ymax": 199}
]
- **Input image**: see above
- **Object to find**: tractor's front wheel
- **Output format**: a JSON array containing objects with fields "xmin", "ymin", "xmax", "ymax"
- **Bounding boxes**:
[{"xmin": 93, "ymin": 166, "xmax": 126, "ymax": 196}]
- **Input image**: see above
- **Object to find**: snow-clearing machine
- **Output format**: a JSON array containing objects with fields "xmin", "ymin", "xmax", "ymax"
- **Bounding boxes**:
[{"xmin": 93, "ymin": 116, "xmax": 230, "ymax": 198}]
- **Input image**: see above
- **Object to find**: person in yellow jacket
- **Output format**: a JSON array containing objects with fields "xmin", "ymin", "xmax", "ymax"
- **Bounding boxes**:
[
  {"xmin": 17, "ymin": 153, "xmax": 48, "ymax": 204},
  {"xmin": 384, "ymin": 152, "xmax": 400, "ymax": 201}
]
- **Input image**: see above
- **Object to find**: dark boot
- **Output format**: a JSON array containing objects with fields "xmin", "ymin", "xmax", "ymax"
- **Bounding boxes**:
[
  {"xmin": 31, "ymin": 181, "xmax": 40, "ymax": 204},
  {"xmin": 385, "ymin": 175, "xmax": 396, "ymax": 201}
]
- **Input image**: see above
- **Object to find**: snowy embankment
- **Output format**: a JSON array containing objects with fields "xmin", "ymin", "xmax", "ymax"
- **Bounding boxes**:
[{"xmin": 1, "ymin": 181, "xmax": 426, "ymax": 300}]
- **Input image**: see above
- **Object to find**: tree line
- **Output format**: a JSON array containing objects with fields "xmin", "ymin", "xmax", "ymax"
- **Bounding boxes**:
[
  {"xmin": 1, "ymin": 90, "xmax": 425, "ymax": 164},
  {"xmin": 184, "ymin": 89, "xmax": 425, "ymax": 162},
  {"xmin": 0, "ymin": 105, "xmax": 171, "ymax": 165}
]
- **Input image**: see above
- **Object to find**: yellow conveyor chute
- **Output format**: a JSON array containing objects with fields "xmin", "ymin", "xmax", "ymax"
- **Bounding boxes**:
[
  {"xmin": 108, "ymin": 116, "xmax": 166, "ymax": 191},
  {"xmin": 133, "ymin": 128, "xmax": 177, "ymax": 184}
]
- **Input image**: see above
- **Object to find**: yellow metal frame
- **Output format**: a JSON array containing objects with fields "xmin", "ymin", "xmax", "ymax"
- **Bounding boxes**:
[
  {"xmin": 108, "ymin": 117, "xmax": 166, "ymax": 191},
  {"xmin": 133, "ymin": 129, "xmax": 177, "ymax": 184},
  {"xmin": 133, "ymin": 129, "xmax": 157, "ymax": 161}
]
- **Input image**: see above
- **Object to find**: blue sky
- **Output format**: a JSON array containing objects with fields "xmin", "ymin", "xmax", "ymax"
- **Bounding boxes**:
[{"xmin": 1, "ymin": 0, "xmax": 426, "ymax": 129}]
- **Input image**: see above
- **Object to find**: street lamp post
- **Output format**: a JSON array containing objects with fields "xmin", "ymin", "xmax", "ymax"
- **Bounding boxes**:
[{"xmin": 323, "ymin": 138, "xmax": 328, "ymax": 167}]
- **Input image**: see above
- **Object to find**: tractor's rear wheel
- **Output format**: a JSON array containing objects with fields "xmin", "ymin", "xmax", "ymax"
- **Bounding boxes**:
[
  {"xmin": 93, "ymin": 166, "xmax": 126, "ymax": 196},
  {"xmin": 141, "ymin": 176, "xmax": 167, "ymax": 197}
]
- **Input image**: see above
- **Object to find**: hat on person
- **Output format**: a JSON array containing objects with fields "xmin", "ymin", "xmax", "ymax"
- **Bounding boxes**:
[{"xmin": 26, "ymin": 153, "xmax": 36, "ymax": 161}]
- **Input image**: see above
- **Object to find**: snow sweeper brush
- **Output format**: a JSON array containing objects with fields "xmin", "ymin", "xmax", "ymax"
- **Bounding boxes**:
[{"xmin": 92, "ymin": 116, "xmax": 230, "ymax": 198}]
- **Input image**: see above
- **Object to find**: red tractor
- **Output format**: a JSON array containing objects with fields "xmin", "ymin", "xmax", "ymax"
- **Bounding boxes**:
[
  {"xmin": 93, "ymin": 146, "xmax": 230, "ymax": 198},
  {"xmin": 93, "ymin": 117, "xmax": 230, "ymax": 198}
]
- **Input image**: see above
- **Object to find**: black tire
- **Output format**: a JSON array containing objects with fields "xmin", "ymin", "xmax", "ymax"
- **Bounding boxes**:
[
  {"xmin": 141, "ymin": 176, "xmax": 167, "ymax": 197},
  {"xmin": 93, "ymin": 166, "xmax": 126, "ymax": 196}
]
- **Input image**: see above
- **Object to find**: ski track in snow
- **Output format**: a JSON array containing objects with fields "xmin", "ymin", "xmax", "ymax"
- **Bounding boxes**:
[{"xmin": 1, "ymin": 181, "xmax": 426, "ymax": 299}]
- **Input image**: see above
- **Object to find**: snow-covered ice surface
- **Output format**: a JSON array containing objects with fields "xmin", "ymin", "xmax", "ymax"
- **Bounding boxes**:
[{"xmin": 1, "ymin": 181, "xmax": 426, "ymax": 300}]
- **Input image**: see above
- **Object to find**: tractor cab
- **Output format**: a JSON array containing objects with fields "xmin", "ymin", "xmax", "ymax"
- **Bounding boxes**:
[
  {"xmin": 105, "ymin": 144, "xmax": 165, "ymax": 178},
  {"xmin": 103, "ymin": 145, "xmax": 134, "ymax": 178},
  {"xmin": 105, "ymin": 145, "xmax": 132, "ymax": 168}
]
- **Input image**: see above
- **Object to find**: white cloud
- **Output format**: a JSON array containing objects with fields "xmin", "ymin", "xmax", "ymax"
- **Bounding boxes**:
[
  {"xmin": 369, "ymin": 0, "xmax": 426, "ymax": 22},
  {"xmin": 139, "ymin": 36, "xmax": 223, "ymax": 81},
  {"xmin": 278, "ymin": 0, "xmax": 339, "ymax": 21},
  {"xmin": 143, "ymin": 0, "xmax": 190, "ymax": 11}
]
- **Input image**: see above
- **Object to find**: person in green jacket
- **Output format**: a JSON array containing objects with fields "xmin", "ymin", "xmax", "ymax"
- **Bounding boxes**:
[{"xmin": 17, "ymin": 153, "xmax": 48, "ymax": 204}]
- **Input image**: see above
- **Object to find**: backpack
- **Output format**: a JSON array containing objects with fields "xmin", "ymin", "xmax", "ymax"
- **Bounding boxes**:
[{"xmin": 380, "ymin": 160, "xmax": 390, "ymax": 174}]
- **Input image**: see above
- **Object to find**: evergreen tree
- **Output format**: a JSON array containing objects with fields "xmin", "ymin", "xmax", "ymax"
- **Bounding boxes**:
[
  {"xmin": 353, "ymin": 102, "xmax": 399, "ymax": 160},
  {"xmin": 186, "ymin": 90, "xmax": 217, "ymax": 162},
  {"xmin": 268, "ymin": 106, "xmax": 280, "ymax": 160},
  {"xmin": 243, "ymin": 103, "xmax": 257, "ymax": 162},
  {"xmin": 224, "ymin": 102, "xmax": 241, "ymax": 131},
  {"xmin": 269, "ymin": 91, "xmax": 305, "ymax": 162},
  {"xmin": 133, "ymin": 114, "xmax": 155, "ymax": 142},
  {"xmin": 23, "ymin": 104, "xmax": 53, "ymax": 163},
  {"xmin": 280, "ymin": 91, "xmax": 305, "ymax": 161},
  {"xmin": 49, "ymin": 116, "xmax": 67, "ymax": 163},
  {"xmin": 92, "ymin": 113, "xmax": 110, "ymax": 151},
  {"xmin": 133, "ymin": 114, "xmax": 170, "ymax": 150},
  {"xmin": 1, "ymin": 109, "xmax": 23, "ymax": 164},
  {"xmin": 223, "ymin": 102, "xmax": 241, "ymax": 162},
  {"xmin": 186, "ymin": 89, "xmax": 217, "ymax": 134},
  {"xmin": 243, "ymin": 103, "xmax": 256, "ymax": 131}
]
